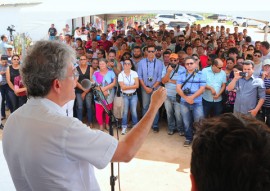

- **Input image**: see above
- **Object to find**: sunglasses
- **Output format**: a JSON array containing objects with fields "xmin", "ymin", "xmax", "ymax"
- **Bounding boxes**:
[
  {"xmin": 185, "ymin": 62, "xmax": 194, "ymax": 66},
  {"xmin": 170, "ymin": 59, "xmax": 178, "ymax": 62},
  {"xmin": 254, "ymin": 54, "xmax": 261, "ymax": 57},
  {"xmin": 179, "ymin": 39, "xmax": 184, "ymax": 41},
  {"xmin": 148, "ymin": 50, "xmax": 155, "ymax": 53},
  {"xmin": 216, "ymin": 65, "xmax": 222, "ymax": 70}
]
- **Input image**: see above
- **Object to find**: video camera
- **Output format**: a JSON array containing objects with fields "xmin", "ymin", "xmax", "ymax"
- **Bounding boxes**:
[{"xmin": 7, "ymin": 25, "xmax": 15, "ymax": 33}]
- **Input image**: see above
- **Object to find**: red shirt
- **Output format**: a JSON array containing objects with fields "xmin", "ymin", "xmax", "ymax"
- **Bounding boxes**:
[
  {"xmin": 200, "ymin": 55, "xmax": 208, "ymax": 69},
  {"xmin": 99, "ymin": 40, "xmax": 112, "ymax": 53},
  {"xmin": 14, "ymin": 75, "xmax": 26, "ymax": 96}
]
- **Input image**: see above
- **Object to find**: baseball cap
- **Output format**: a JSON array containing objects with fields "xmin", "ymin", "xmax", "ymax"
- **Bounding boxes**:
[
  {"xmin": 156, "ymin": 46, "xmax": 162, "ymax": 51},
  {"xmin": 169, "ymin": 53, "xmax": 178, "ymax": 59},
  {"xmin": 263, "ymin": 59, "xmax": 270, "ymax": 66}
]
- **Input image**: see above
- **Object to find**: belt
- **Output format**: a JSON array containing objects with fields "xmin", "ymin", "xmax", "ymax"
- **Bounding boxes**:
[{"xmin": 121, "ymin": 92, "xmax": 137, "ymax": 96}]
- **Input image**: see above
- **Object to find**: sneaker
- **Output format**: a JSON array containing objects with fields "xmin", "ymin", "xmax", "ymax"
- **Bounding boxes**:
[
  {"xmin": 153, "ymin": 128, "xmax": 159, "ymax": 133},
  {"xmin": 184, "ymin": 140, "xmax": 191, "ymax": 147},
  {"xmin": 168, "ymin": 130, "xmax": 174, "ymax": 135},
  {"xmin": 121, "ymin": 128, "xmax": 127, "ymax": 135},
  {"xmin": 179, "ymin": 132, "xmax": 185, "ymax": 136}
]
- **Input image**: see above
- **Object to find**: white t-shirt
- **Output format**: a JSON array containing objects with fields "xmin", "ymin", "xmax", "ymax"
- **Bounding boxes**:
[
  {"xmin": 262, "ymin": 52, "xmax": 270, "ymax": 62},
  {"xmin": 118, "ymin": 70, "xmax": 138, "ymax": 94},
  {"xmin": 3, "ymin": 98, "xmax": 118, "ymax": 191}
]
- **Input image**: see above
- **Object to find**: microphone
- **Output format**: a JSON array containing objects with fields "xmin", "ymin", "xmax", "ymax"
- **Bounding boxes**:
[{"xmin": 81, "ymin": 79, "xmax": 99, "ymax": 89}]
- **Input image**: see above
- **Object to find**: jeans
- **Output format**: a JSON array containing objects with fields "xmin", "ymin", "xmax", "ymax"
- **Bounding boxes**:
[
  {"xmin": 75, "ymin": 92, "xmax": 93, "ymax": 123},
  {"xmin": 18, "ymin": 96, "xmax": 27, "ymax": 107},
  {"xmin": 203, "ymin": 99, "xmax": 223, "ymax": 117},
  {"xmin": 261, "ymin": 106, "xmax": 270, "ymax": 127},
  {"xmin": 0, "ymin": 84, "xmax": 11, "ymax": 117},
  {"xmin": 164, "ymin": 96, "xmax": 184, "ymax": 132},
  {"xmin": 141, "ymin": 88, "xmax": 159, "ymax": 128},
  {"xmin": 122, "ymin": 94, "xmax": 138, "ymax": 128},
  {"xmin": 180, "ymin": 102, "xmax": 204, "ymax": 141},
  {"xmin": 8, "ymin": 89, "xmax": 19, "ymax": 113},
  {"xmin": 49, "ymin": 36, "xmax": 56, "ymax": 40}
]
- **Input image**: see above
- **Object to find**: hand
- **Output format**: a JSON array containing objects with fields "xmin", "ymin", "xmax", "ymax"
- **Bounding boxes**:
[
  {"xmin": 211, "ymin": 88, "xmax": 216, "ymax": 95},
  {"xmin": 248, "ymin": 109, "xmax": 258, "ymax": 117},
  {"xmin": 150, "ymin": 87, "xmax": 167, "ymax": 109},
  {"xmin": 234, "ymin": 71, "xmax": 243, "ymax": 80},
  {"xmin": 103, "ymin": 91, "xmax": 109, "ymax": 97},
  {"xmin": 185, "ymin": 96, "xmax": 194, "ymax": 104},
  {"xmin": 262, "ymin": 71, "xmax": 268, "ymax": 79},
  {"xmin": 108, "ymin": 61, "xmax": 114, "ymax": 68},
  {"xmin": 145, "ymin": 86, "xmax": 153, "ymax": 94},
  {"xmin": 167, "ymin": 65, "xmax": 173, "ymax": 72},
  {"xmin": 213, "ymin": 94, "xmax": 220, "ymax": 100}
]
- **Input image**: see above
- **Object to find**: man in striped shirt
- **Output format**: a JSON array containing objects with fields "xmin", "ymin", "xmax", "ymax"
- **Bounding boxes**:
[{"xmin": 261, "ymin": 59, "xmax": 270, "ymax": 126}]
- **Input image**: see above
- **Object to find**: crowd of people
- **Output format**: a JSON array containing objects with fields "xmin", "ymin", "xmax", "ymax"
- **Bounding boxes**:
[
  {"xmin": 2, "ymin": 18, "xmax": 270, "ymax": 191},
  {"xmin": 1, "ymin": 21, "xmax": 270, "ymax": 147}
]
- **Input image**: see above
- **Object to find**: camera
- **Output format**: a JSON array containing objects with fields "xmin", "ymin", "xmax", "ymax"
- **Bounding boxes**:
[
  {"xmin": 7, "ymin": 25, "xmax": 15, "ymax": 33},
  {"xmin": 110, "ymin": 59, "xmax": 114, "ymax": 62},
  {"xmin": 183, "ymin": 88, "xmax": 191, "ymax": 95},
  {"xmin": 169, "ymin": 63, "xmax": 177, "ymax": 69},
  {"xmin": 239, "ymin": 72, "xmax": 248, "ymax": 77},
  {"xmin": 148, "ymin": 77, "xmax": 153, "ymax": 82}
]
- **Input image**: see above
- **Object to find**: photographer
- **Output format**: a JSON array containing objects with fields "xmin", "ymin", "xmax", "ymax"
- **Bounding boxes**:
[
  {"xmin": 176, "ymin": 56, "xmax": 206, "ymax": 146},
  {"xmin": 161, "ymin": 53, "xmax": 185, "ymax": 135},
  {"xmin": 227, "ymin": 60, "xmax": 265, "ymax": 117}
]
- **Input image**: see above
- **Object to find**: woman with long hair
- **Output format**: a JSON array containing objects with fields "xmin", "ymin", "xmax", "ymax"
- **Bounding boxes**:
[
  {"xmin": 92, "ymin": 58, "xmax": 116, "ymax": 130},
  {"xmin": 6, "ymin": 54, "xmax": 25, "ymax": 112}
]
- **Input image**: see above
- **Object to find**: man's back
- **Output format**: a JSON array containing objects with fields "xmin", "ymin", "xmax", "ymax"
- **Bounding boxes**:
[{"xmin": 3, "ymin": 98, "xmax": 117, "ymax": 191}]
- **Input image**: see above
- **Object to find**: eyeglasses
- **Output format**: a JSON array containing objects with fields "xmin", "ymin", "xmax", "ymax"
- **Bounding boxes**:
[
  {"xmin": 170, "ymin": 59, "xmax": 178, "ymax": 62},
  {"xmin": 148, "ymin": 50, "xmax": 155, "ymax": 53},
  {"xmin": 216, "ymin": 65, "xmax": 222, "ymax": 70},
  {"xmin": 185, "ymin": 62, "xmax": 194, "ymax": 66},
  {"xmin": 254, "ymin": 54, "xmax": 261, "ymax": 57},
  {"xmin": 124, "ymin": 62, "xmax": 131, "ymax": 65},
  {"xmin": 80, "ymin": 59, "xmax": 87, "ymax": 60}
]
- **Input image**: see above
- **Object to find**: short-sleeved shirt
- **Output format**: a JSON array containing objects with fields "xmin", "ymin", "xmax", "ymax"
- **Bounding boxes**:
[
  {"xmin": 177, "ymin": 71, "xmax": 206, "ymax": 103},
  {"xmin": 118, "ymin": 70, "xmax": 138, "ymax": 94},
  {"xmin": 92, "ymin": 70, "xmax": 115, "ymax": 104},
  {"xmin": 138, "ymin": 58, "xmax": 163, "ymax": 88},
  {"xmin": 0, "ymin": 63, "xmax": 8, "ymax": 85},
  {"xmin": 3, "ymin": 98, "xmax": 118, "ymax": 191},
  {"xmin": 162, "ymin": 64, "xmax": 186, "ymax": 97},
  {"xmin": 48, "ymin": 27, "xmax": 57, "ymax": 36},
  {"xmin": 263, "ymin": 77, "xmax": 270, "ymax": 107},
  {"xmin": 234, "ymin": 76, "xmax": 265, "ymax": 114},
  {"xmin": 202, "ymin": 67, "xmax": 226, "ymax": 102}
]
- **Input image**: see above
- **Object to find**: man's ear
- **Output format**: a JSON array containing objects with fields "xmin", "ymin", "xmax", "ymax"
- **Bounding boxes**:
[
  {"xmin": 51, "ymin": 79, "xmax": 61, "ymax": 93},
  {"xmin": 190, "ymin": 173, "xmax": 198, "ymax": 191}
]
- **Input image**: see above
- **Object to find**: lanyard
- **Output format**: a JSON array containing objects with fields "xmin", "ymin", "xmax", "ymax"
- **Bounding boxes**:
[{"xmin": 146, "ymin": 59, "xmax": 156, "ymax": 77}]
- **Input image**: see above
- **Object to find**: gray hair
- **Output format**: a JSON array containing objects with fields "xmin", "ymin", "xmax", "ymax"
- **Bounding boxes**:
[{"xmin": 21, "ymin": 40, "xmax": 76, "ymax": 97}]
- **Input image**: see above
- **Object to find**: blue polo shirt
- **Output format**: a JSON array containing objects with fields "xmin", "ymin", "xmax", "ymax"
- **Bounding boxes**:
[
  {"xmin": 138, "ymin": 58, "xmax": 163, "ymax": 88},
  {"xmin": 202, "ymin": 66, "xmax": 226, "ymax": 102},
  {"xmin": 177, "ymin": 71, "xmax": 206, "ymax": 103},
  {"xmin": 162, "ymin": 65, "xmax": 186, "ymax": 97}
]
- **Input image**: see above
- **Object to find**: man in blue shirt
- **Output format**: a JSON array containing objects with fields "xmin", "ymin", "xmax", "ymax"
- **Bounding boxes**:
[
  {"xmin": 162, "ymin": 53, "xmax": 185, "ymax": 135},
  {"xmin": 202, "ymin": 58, "xmax": 226, "ymax": 117},
  {"xmin": 176, "ymin": 56, "xmax": 206, "ymax": 146},
  {"xmin": 138, "ymin": 45, "xmax": 163, "ymax": 132},
  {"xmin": 227, "ymin": 60, "xmax": 265, "ymax": 117}
]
